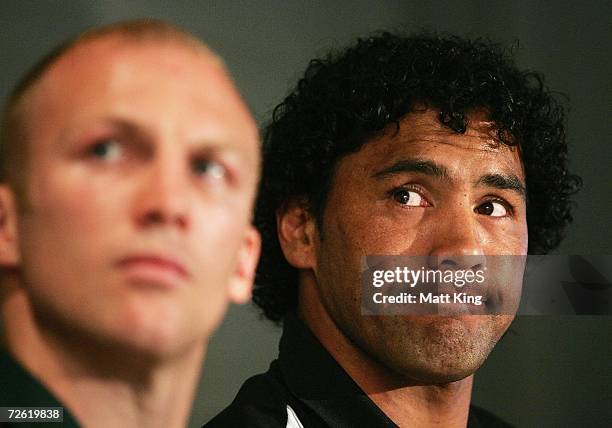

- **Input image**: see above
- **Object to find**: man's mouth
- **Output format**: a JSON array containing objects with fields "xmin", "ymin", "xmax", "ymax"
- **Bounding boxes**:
[{"xmin": 116, "ymin": 254, "xmax": 190, "ymax": 288}]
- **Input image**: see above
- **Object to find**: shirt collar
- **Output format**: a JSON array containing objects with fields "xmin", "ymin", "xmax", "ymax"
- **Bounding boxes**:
[
  {"xmin": 0, "ymin": 348, "xmax": 81, "ymax": 427},
  {"xmin": 278, "ymin": 313, "xmax": 397, "ymax": 427}
]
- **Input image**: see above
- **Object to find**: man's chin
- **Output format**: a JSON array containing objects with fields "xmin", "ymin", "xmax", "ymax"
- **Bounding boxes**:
[
  {"xmin": 109, "ymin": 320, "xmax": 209, "ymax": 363},
  {"xmin": 395, "ymin": 361, "xmax": 479, "ymax": 385},
  {"xmin": 47, "ymin": 311, "xmax": 205, "ymax": 364},
  {"xmin": 365, "ymin": 316, "xmax": 505, "ymax": 386}
]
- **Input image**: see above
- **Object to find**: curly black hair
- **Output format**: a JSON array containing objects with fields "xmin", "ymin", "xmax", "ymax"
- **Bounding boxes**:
[{"xmin": 254, "ymin": 32, "xmax": 581, "ymax": 322}]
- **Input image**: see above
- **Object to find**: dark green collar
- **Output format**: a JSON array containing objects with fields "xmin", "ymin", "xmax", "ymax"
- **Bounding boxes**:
[{"xmin": 0, "ymin": 348, "xmax": 80, "ymax": 427}]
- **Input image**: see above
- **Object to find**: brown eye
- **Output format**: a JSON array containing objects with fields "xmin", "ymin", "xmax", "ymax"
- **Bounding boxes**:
[
  {"xmin": 476, "ymin": 201, "xmax": 508, "ymax": 217},
  {"xmin": 391, "ymin": 188, "xmax": 427, "ymax": 207}
]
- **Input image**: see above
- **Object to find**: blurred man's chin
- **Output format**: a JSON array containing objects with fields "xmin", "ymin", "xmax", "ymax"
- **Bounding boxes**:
[
  {"xmin": 34, "ymin": 304, "xmax": 207, "ymax": 362},
  {"xmin": 89, "ymin": 321, "xmax": 209, "ymax": 364},
  {"xmin": 112, "ymin": 312, "xmax": 214, "ymax": 360},
  {"xmin": 115, "ymin": 331, "xmax": 201, "ymax": 361}
]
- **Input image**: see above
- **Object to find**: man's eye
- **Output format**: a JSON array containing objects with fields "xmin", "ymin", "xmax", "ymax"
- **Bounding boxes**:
[
  {"xmin": 192, "ymin": 159, "xmax": 227, "ymax": 180},
  {"xmin": 475, "ymin": 200, "xmax": 508, "ymax": 217},
  {"xmin": 391, "ymin": 188, "xmax": 427, "ymax": 207},
  {"xmin": 88, "ymin": 139, "xmax": 122, "ymax": 161}
]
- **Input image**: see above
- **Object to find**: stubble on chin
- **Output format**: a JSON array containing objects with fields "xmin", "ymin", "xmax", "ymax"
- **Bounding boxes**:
[{"xmin": 350, "ymin": 314, "xmax": 511, "ymax": 385}]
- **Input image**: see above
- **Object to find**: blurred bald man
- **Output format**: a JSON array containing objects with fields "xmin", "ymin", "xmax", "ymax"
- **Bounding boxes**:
[{"xmin": 0, "ymin": 20, "xmax": 260, "ymax": 427}]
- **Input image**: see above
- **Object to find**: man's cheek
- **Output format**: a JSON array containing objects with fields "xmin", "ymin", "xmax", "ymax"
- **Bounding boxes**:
[{"xmin": 192, "ymin": 225, "xmax": 239, "ymax": 270}]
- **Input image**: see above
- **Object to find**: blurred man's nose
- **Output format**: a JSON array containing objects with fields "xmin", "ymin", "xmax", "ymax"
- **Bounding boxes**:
[
  {"xmin": 133, "ymin": 148, "xmax": 191, "ymax": 231},
  {"xmin": 427, "ymin": 203, "xmax": 486, "ymax": 271}
]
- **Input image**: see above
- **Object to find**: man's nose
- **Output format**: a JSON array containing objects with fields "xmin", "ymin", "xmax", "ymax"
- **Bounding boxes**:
[
  {"xmin": 427, "ymin": 205, "xmax": 486, "ymax": 271},
  {"xmin": 133, "ymin": 154, "xmax": 191, "ymax": 231}
]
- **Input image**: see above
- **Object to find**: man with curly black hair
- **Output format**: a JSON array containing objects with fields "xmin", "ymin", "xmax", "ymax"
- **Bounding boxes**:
[{"xmin": 207, "ymin": 32, "xmax": 580, "ymax": 427}]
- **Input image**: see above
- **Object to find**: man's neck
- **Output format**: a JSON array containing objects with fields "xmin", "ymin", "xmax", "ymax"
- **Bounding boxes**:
[
  {"xmin": 1, "ymin": 285, "xmax": 203, "ymax": 428},
  {"xmin": 298, "ymin": 276, "xmax": 473, "ymax": 428}
]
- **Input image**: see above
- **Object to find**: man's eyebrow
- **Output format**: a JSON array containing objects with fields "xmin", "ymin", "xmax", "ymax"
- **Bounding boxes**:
[
  {"xmin": 372, "ymin": 159, "xmax": 450, "ymax": 180},
  {"xmin": 476, "ymin": 173, "xmax": 526, "ymax": 198},
  {"xmin": 86, "ymin": 117, "xmax": 148, "ymax": 140},
  {"xmin": 60, "ymin": 116, "xmax": 147, "ymax": 145},
  {"xmin": 98, "ymin": 117, "xmax": 141, "ymax": 132}
]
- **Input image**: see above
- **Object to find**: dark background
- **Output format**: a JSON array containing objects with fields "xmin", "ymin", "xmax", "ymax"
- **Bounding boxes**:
[{"xmin": 1, "ymin": 1, "xmax": 610, "ymax": 426}]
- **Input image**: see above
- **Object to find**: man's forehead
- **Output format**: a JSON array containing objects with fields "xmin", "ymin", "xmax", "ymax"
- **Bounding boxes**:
[
  {"xmin": 396, "ymin": 109, "xmax": 503, "ymax": 147},
  {"xmin": 43, "ymin": 34, "xmax": 221, "ymax": 88},
  {"xmin": 369, "ymin": 110, "xmax": 519, "ymax": 163},
  {"xmin": 18, "ymin": 34, "xmax": 252, "ymax": 131}
]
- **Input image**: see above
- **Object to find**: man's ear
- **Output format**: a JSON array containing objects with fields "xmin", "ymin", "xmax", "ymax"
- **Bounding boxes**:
[
  {"xmin": 0, "ymin": 185, "xmax": 20, "ymax": 268},
  {"xmin": 227, "ymin": 225, "xmax": 261, "ymax": 304},
  {"xmin": 277, "ymin": 200, "xmax": 318, "ymax": 270}
]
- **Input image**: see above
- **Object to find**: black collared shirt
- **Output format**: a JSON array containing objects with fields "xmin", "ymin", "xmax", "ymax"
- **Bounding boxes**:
[
  {"xmin": 0, "ymin": 349, "xmax": 80, "ymax": 427},
  {"xmin": 205, "ymin": 314, "xmax": 512, "ymax": 427}
]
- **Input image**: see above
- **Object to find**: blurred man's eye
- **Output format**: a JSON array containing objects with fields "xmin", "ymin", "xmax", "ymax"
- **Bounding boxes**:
[
  {"xmin": 192, "ymin": 158, "xmax": 227, "ymax": 180},
  {"xmin": 475, "ymin": 200, "xmax": 510, "ymax": 217},
  {"xmin": 88, "ymin": 139, "xmax": 122, "ymax": 161}
]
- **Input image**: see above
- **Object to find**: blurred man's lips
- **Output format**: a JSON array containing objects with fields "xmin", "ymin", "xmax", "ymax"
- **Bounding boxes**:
[{"xmin": 116, "ymin": 254, "xmax": 190, "ymax": 287}]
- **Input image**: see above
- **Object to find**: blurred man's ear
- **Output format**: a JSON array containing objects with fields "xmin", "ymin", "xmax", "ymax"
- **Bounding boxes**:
[
  {"xmin": 277, "ymin": 200, "xmax": 317, "ymax": 270},
  {"xmin": 0, "ymin": 185, "xmax": 20, "ymax": 267},
  {"xmin": 228, "ymin": 225, "xmax": 261, "ymax": 304}
]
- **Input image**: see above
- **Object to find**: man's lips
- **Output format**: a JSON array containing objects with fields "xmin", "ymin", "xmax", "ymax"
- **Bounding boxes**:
[{"xmin": 116, "ymin": 254, "xmax": 190, "ymax": 286}]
